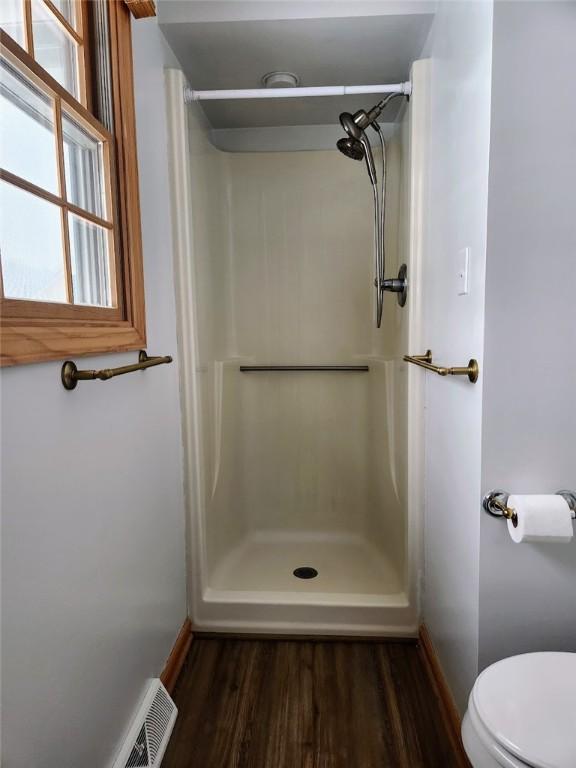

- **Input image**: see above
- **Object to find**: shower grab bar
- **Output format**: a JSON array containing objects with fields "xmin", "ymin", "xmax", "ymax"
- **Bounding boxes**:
[
  {"xmin": 61, "ymin": 351, "xmax": 173, "ymax": 390},
  {"xmin": 403, "ymin": 350, "xmax": 479, "ymax": 383},
  {"xmin": 239, "ymin": 365, "xmax": 369, "ymax": 373}
]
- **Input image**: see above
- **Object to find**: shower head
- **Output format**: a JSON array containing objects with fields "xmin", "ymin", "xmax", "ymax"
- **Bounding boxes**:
[
  {"xmin": 339, "ymin": 111, "xmax": 363, "ymax": 140},
  {"xmin": 337, "ymin": 97, "xmax": 400, "ymax": 185},
  {"xmin": 338, "ymin": 129, "xmax": 377, "ymax": 187},
  {"xmin": 338, "ymin": 93, "xmax": 402, "ymax": 142},
  {"xmin": 339, "ymin": 106, "xmax": 383, "ymax": 141},
  {"xmin": 336, "ymin": 136, "xmax": 364, "ymax": 161}
]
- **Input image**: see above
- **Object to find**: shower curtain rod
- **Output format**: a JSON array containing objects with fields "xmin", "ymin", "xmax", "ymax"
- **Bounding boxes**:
[{"xmin": 184, "ymin": 81, "xmax": 412, "ymax": 102}]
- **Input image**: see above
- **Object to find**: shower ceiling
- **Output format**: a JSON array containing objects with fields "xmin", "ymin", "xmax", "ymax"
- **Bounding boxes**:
[{"xmin": 159, "ymin": 2, "xmax": 434, "ymax": 129}]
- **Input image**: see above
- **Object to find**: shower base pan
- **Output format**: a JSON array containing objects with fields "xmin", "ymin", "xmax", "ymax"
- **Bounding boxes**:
[{"xmin": 194, "ymin": 532, "xmax": 417, "ymax": 637}]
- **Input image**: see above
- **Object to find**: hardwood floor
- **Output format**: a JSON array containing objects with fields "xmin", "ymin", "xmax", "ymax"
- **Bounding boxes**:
[{"xmin": 163, "ymin": 637, "xmax": 465, "ymax": 768}]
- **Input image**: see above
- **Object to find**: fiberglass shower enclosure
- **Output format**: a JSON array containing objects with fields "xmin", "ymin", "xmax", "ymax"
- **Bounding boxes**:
[{"xmin": 167, "ymin": 62, "xmax": 428, "ymax": 636}]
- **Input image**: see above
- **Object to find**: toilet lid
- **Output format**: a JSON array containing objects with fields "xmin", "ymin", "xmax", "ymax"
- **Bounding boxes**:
[{"xmin": 472, "ymin": 652, "xmax": 576, "ymax": 768}]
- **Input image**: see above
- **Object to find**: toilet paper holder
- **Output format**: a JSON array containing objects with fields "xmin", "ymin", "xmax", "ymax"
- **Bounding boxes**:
[{"xmin": 483, "ymin": 489, "xmax": 576, "ymax": 528}]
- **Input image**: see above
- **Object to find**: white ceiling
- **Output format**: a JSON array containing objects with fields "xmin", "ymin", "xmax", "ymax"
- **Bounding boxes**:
[
  {"xmin": 159, "ymin": 1, "xmax": 436, "ymax": 25},
  {"xmin": 159, "ymin": 4, "xmax": 434, "ymax": 129}
]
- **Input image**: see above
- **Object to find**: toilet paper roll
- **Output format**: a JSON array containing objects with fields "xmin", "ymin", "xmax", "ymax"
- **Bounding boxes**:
[{"xmin": 507, "ymin": 494, "xmax": 574, "ymax": 543}]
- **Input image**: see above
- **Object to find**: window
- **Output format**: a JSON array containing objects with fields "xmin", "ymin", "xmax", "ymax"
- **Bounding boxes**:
[{"xmin": 0, "ymin": 0, "xmax": 154, "ymax": 366}]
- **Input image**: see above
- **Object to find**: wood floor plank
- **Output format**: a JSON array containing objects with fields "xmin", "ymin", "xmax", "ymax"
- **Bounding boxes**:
[
  {"xmin": 384, "ymin": 643, "xmax": 462, "ymax": 767},
  {"xmin": 372, "ymin": 646, "xmax": 412, "ymax": 768},
  {"xmin": 163, "ymin": 638, "xmax": 462, "ymax": 768}
]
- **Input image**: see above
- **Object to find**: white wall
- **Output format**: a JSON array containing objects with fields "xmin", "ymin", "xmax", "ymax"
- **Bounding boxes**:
[
  {"xmin": 421, "ymin": 0, "xmax": 493, "ymax": 711},
  {"xmin": 0, "ymin": 18, "xmax": 186, "ymax": 768},
  {"xmin": 479, "ymin": 1, "xmax": 576, "ymax": 669}
]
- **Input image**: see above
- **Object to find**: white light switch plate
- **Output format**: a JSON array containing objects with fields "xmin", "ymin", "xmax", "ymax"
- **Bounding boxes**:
[{"xmin": 457, "ymin": 247, "xmax": 470, "ymax": 295}]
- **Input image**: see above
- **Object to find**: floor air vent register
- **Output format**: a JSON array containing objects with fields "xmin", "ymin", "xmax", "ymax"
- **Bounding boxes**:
[{"xmin": 112, "ymin": 680, "xmax": 177, "ymax": 768}]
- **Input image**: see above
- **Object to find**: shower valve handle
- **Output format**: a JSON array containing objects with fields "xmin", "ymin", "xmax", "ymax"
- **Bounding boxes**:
[
  {"xmin": 373, "ymin": 264, "xmax": 408, "ymax": 308},
  {"xmin": 381, "ymin": 278, "xmax": 405, "ymax": 293},
  {"xmin": 374, "ymin": 278, "xmax": 404, "ymax": 290}
]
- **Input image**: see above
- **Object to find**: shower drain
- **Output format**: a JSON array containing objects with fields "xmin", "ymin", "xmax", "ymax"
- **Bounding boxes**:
[{"xmin": 293, "ymin": 567, "xmax": 318, "ymax": 579}]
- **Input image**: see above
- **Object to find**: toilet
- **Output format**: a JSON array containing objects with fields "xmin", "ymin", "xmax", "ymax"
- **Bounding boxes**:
[{"xmin": 462, "ymin": 652, "xmax": 576, "ymax": 768}]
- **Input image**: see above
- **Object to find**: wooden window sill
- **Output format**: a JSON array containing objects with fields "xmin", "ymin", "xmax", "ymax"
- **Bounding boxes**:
[{"xmin": 1, "ymin": 321, "xmax": 146, "ymax": 366}]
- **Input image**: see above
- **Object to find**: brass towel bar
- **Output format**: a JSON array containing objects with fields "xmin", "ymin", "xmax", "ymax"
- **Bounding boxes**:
[
  {"xmin": 403, "ymin": 350, "xmax": 479, "ymax": 383},
  {"xmin": 61, "ymin": 350, "xmax": 173, "ymax": 390}
]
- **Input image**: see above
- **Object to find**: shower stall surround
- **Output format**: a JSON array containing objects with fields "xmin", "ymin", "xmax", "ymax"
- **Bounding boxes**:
[{"xmin": 166, "ymin": 62, "xmax": 428, "ymax": 635}]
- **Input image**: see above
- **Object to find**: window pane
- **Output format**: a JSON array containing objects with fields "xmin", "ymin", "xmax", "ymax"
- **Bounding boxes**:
[
  {"xmin": 69, "ymin": 213, "xmax": 112, "ymax": 307},
  {"xmin": 0, "ymin": 58, "xmax": 59, "ymax": 194},
  {"xmin": 50, "ymin": 0, "xmax": 77, "ymax": 30},
  {"xmin": 63, "ymin": 113, "xmax": 106, "ymax": 219},
  {"xmin": 31, "ymin": 0, "xmax": 79, "ymax": 100},
  {"xmin": 0, "ymin": 181, "xmax": 67, "ymax": 302},
  {"xmin": 0, "ymin": 0, "xmax": 26, "ymax": 47}
]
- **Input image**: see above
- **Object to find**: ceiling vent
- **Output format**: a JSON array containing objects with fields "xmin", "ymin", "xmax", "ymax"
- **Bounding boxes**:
[
  {"xmin": 261, "ymin": 71, "xmax": 300, "ymax": 89},
  {"xmin": 112, "ymin": 680, "xmax": 177, "ymax": 768}
]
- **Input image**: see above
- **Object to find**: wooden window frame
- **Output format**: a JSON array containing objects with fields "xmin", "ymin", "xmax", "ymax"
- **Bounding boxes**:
[{"xmin": 0, "ymin": 1, "xmax": 147, "ymax": 366}]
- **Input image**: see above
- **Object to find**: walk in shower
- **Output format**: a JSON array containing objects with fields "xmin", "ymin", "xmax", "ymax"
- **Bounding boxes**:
[{"xmin": 166, "ymin": 62, "xmax": 428, "ymax": 635}]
